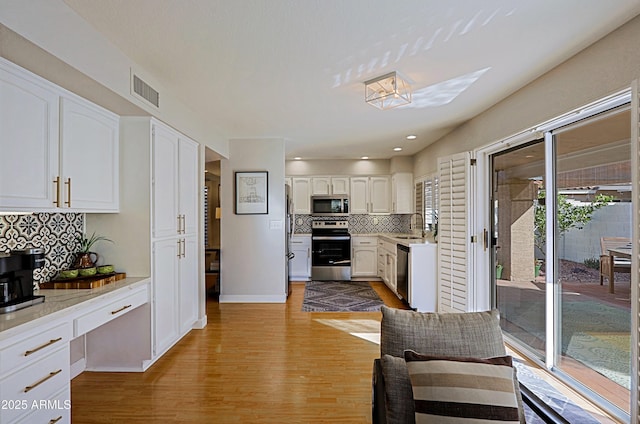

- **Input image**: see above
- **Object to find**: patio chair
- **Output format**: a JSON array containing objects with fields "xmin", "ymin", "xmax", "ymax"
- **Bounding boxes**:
[{"xmin": 599, "ymin": 237, "xmax": 631, "ymax": 290}]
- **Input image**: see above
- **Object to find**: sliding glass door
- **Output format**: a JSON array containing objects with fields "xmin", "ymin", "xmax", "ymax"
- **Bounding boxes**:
[{"xmin": 492, "ymin": 103, "xmax": 632, "ymax": 416}]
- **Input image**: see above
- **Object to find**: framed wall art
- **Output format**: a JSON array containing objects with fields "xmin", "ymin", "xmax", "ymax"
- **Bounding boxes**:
[{"xmin": 235, "ymin": 171, "xmax": 268, "ymax": 215}]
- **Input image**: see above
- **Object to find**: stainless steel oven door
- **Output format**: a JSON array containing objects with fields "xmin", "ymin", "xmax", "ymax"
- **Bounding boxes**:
[{"xmin": 311, "ymin": 235, "xmax": 351, "ymax": 280}]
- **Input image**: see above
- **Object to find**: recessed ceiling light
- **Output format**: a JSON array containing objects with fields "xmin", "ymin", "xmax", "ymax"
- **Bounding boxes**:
[
  {"xmin": 294, "ymin": 157, "xmax": 302, "ymax": 160},
  {"xmin": 393, "ymin": 147, "xmax": 402, "ymax": 151},
  {"xmin": 406, "ymin": 134, "xmax": 417, "ymax": 140},
  {"xmin": 361, "ymin": 156, "xmax": 369, "ymax": 160}
]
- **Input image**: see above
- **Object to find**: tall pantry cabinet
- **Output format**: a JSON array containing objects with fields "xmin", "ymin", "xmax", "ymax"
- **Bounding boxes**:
[{"xmin": 86, "ymin": 117, "xmax": 201, "ymax": 363}]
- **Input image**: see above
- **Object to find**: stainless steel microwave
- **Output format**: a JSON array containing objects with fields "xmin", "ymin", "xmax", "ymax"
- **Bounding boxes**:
[{"xmin": 311, "ymin": 195, "xmax": 349, "ymax": 216}]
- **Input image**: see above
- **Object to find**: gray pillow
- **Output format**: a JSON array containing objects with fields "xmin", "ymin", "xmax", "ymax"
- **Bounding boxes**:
[
  {"xmin": 380, "ymin": 354, "xmax": 415, "ymax": 424},
  {"xmin": 380, "ymin": 306, "xmax": 506, "ymax": 358},
  {"xmin": 378, "ymin": 307, "xmax": 525, "ymax": 424}
]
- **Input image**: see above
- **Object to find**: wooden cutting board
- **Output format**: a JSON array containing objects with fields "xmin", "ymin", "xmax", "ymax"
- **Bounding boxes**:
[{"xmin": 39, "ymin": 272, "xmax": 127, "ymax": 289}]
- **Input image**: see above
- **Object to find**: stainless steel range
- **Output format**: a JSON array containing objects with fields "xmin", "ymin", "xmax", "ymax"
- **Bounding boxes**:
[{"xmin": 311, "ymin": 221, "xmax": 351, "ymax": 281}]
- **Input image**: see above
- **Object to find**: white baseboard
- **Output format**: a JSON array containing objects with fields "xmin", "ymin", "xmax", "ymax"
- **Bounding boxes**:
[
  {"xmin": 70, "ymin": 358, "xmax": 86, "ymax": 379},
  {"xmin": 219, "ymin": 294, "xmax": 287, "ymax": 303},
  {"xmin": 193, "ymin": 315, "xmax": 207, "ymax": 329}
]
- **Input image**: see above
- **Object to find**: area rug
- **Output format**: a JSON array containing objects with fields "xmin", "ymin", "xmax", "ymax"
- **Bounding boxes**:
[{"xmin": 301, "ymin": 281, "xmax": 384, "ymax": 312}]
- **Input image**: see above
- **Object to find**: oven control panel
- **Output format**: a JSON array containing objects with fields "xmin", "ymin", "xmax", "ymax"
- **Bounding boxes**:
[{"xmin": 312, "ymin": 221, "xmax": 348, "ymax": 229}]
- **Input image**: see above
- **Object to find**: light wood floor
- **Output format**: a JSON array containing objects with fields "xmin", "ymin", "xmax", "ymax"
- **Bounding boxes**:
[{"xmin": 71, "ymin": 282, "xmax": 406, "ymax": 423}]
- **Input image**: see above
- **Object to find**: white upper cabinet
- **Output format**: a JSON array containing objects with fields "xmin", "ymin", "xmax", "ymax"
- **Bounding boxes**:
[
  {"xmin": 152, "ymin": 124, "xmax": 180, "ymax": 239},
  {"xmin": 350, "ymin": 176, "xmax": 390, "ymax": 214},
  {"xmin": 331, "ymin": 177, "xmax": 350, "ymax": 195},
  {"xmin": 178, "ymin": 138, "xmax": 199, "ymax": 236},
  {"xmin": 292, "ymin": 177, "xmax": 311, "ymax": 214},
  {"xmin": 349, "ymin": 177, "xmax": 369, "ymax": 214},
  {"xmin": 152, "ymin": 122, "xmax": 199, "ymax": 239},
  {"xmin": 369, "ymin": 176, "xmax": 390, "ymax": 213},
  {"xmin": 391, "ymin": 172, "xmax": 414, "ymax": 214},
  {"xmin": 311, "ymin": 176, "xmax": 350, "ymax": 196},
  {"xmin": 311, "ymin": 177, "xmax": 331, "ymax": 195},
  {"xmin": 60, "ymin": 97, "xmax": 119, "ymax": 211},
  {"xmin": 0, "ymin": 58, "xmax": 119, "ymax": 212},
  {"xmin": 0, "ymin": 61, "xmax": 59, "ymax": 210}
]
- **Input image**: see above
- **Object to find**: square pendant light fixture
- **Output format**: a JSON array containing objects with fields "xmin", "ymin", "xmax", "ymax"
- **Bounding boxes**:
[{"xmin": 364, "ymin": 71, "xmax": 412, "ymax": 110}]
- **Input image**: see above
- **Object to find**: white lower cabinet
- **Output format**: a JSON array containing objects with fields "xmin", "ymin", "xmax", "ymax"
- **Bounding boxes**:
[
  {"xmin": 152, "ymin": 239, "xmax": 180, "ymax": 356},
  {"xmin": 351, "ymin": 236, "xmax": 377, "ymax": 277},
  {"xmin": 289, "ymin": 235, "xmax": 311, "ymax": 280},
  {"xmin": 0, "ymin": 321, "xmax": 72, "ymax": 424},
  {"xmin": 153, "ymin": 235, "xmax": 198, "ymax": 356},
  {"xmin": 378, "ymin": 238, "xmax": 398, "ymax": 294},
  {"xmin": 179, "ymin": 236, "xmax": 199, "ymax": 334}
]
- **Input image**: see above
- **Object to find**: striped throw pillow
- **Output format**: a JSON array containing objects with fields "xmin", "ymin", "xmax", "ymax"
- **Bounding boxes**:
[{"xmin": 404, "ymin": 350, "xmax": 520, "ymax": 423}]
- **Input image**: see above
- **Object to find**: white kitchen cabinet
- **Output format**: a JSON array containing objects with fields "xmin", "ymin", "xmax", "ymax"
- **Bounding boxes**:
[
  {"xmin": 349, "ymin": 176, "xmax": 390, "ymax": 214},
  {"xmin": 391, "ymin": 172, "xmax": 414, "ymax": 214},
  {"xmin": 289, "ymin": 235, "xmax": 311, "ymax": 280},
  {"xmin": 152, "ymin": 125, "xmax": 179, "ymax": 238},
  {"xmin": 179, "ymin": 236, "xmax": 199, "ymax": 334},
  {"xmin": 0, "ymin": 320, "xmax": 72, "ymax": 424},
  {"xmin": 331, "ymin": 177, "xmax": 350, "ymax": 195},
  {"xmin": 152, "ymin": 238, "xmax": 180, "ymax": 356},
  {"xmin": 59, "ymin": 97, "xmax": 119, "ymax": 211},
  {"xmin": 311, "ymin": 176, "xmax": 350, "ymax": 196},
  {"xmin": 152, "ymin": 124, "xmax": 199, "ymax": 239},
  {"xmin": 0, "ymin": 60, "xmax": 59, "ymax": 210},
  {"xmin": 0, "ymin": 58, "xmax": 119, "ymax": 213},
  {"xmin": 86, "ymin": 117, "xmax": 201, "ymax": 362},
  {"xmin": 292, "ymin": 177, "xmax": 311, "ymax": 214},
  {"xmin": 351, "ymin": 236, "xmax": 377, "ymax": 277},
  {"xmin": 378, "ymin": 237, "xmax": 398, "ymax": 294},
  {"xmin": 311, "ymin": 177, "xmax": 331, "ymax": 195}
]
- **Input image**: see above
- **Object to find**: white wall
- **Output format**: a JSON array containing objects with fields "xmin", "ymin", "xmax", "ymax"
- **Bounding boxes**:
[
  {"xmin": 286, "ymin": 159, "xmax": 390, "ymax": 176},
  {"xmin": 559, "ymin": 203, "xmax": 632, "ymax": 262},
  {"xmin": 413, "ymin": 15, "xmax": 640, "ymax": 177},
  {"xmin": 0, "ymin": 0, "xmax": 228, "ymax": 157},
  {"xmin": 220, "ymin": 139, "xmax": 286, "ymax": 302}
]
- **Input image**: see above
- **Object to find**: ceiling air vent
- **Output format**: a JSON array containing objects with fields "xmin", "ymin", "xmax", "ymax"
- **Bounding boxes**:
[{"xmin": 132, "ymin": 74, "xmax": 159, "ymax": 108}]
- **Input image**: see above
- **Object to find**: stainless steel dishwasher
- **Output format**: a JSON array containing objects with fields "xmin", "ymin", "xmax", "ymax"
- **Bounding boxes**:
[{"xmin": 396, "ymin": 244, "xmax": 409, "ymax": 302}]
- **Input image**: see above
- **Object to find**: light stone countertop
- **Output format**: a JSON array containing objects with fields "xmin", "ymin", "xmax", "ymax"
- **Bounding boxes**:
[{"xmin": 0, "ymin": 277, "xmax": 151, "ymax": 340}]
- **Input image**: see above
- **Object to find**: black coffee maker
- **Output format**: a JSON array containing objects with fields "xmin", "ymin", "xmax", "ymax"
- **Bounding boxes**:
[{"xmin": 0, "ymin": 248, "xmax": 46, "ymax": 314}]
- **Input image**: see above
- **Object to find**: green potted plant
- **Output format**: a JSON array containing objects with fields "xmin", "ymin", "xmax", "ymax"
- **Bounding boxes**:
[{"xmin": 74, "ymin": 231, "xmax": 113, "ymax": 269}]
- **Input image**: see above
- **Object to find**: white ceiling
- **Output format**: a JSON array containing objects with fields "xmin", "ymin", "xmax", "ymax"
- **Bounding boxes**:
[{"xmin": 62, "ymin": 0, "xmax": 640, "ymax": 160}]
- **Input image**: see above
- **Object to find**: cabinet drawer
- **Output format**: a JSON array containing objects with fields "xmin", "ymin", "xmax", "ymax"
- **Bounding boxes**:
[
  {"xmin": 14, "ymin": 387, "xmax": 70, "ymax": 424},
  {"xmin": 0, "ymin": 322, "xmax": 71, "ymax": 375},
  {"xmin": 0, "ymin": 346, "xmax": 69, "ymax": 423},
  {"xmin": 74, "ymin": 286, "xmax": 148, "ymax": 336},
  {"xmin": 352, "ymin": 237, "xmax": 376, "ymax": 247}
]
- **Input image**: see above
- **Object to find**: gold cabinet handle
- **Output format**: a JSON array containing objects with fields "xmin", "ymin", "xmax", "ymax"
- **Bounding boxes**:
[
  {"xmin": 111, "ymin": 304, "xmax": 132, "ymax": 315},
  {"xmin": 181, "ymin": 239, "xmax": 186, "ymax": 258},
  {"xmin": 24, "ymin": 369, "xmax": 62, "ymax": 393},
  {"xmin": 177, "ymin": 240, "xmax": 181, "ymax": 258},
  {"xmin": 52, "ymin": 177, "xmax": 61, "ymax": 207},
  {"xmin": 64, "ymin": 177, "xmax": 71, "ymax": 207},
  {"xmin": 49, "ymin": 416, "xmax": 63, "ymax": 424},
  {"xmin": 181, "ymin": 214, "xmax": 186, "ymax": 234},
  {"xmin": 24, "ymin": 337, "xmax": 63, "ymax": 357}
]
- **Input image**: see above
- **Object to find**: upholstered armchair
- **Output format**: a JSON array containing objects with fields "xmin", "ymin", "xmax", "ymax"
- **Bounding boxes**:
[{"xmin": 372, "ymin": 306, "xmax": 529, "ymax": 424}]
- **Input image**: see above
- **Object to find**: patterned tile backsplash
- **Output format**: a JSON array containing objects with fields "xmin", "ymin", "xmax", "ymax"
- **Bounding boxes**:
[
  {"xmin": 0, "ymin": 213, "xmax": 84, "ymax": 286},
  {"xmin": 293, "ymin": 214, "xmax": 412, "ymax": 234}
]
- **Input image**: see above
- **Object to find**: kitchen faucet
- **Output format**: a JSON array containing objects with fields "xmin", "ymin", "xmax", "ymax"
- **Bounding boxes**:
[{"xmin": 409, "ymin": 213, "xmax": 426, "ymax": 238}]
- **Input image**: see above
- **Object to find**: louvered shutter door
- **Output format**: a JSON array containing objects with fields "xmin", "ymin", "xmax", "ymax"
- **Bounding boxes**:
[{"xmin": 438, "ymin": 152, "xmax": 472, "ymax": 312}]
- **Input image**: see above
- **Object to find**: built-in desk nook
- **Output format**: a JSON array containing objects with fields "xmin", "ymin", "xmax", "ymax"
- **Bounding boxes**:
[{"xmin": 0, "ymin": 277, "xmax": 151, "ymax": 424}]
